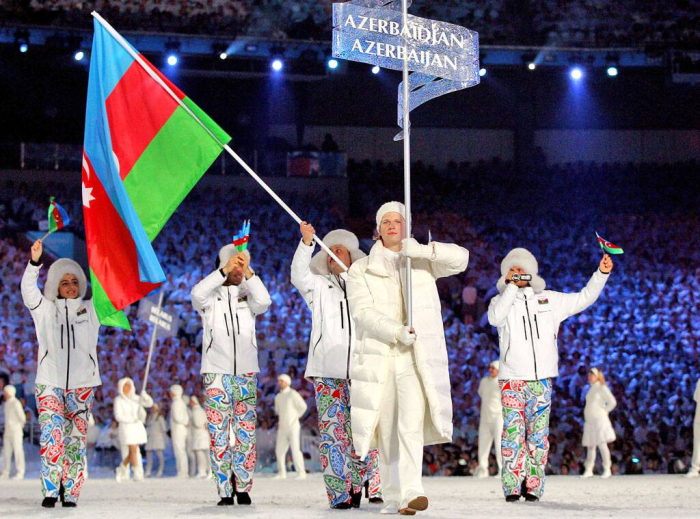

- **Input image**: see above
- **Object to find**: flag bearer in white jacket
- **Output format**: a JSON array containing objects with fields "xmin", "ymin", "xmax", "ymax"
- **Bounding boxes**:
[
  {"xmin": 581, "ymin": 367, "xmax": 617, "ymax": 478},
  {"xmin": 21, "ymin": 240, "xmax": 101, "ymax": 508},
  {"xmin": 190, "ymin": 395, "xmax": 210, "ymax": 478},
  {"xmin": 274, "ymin": 374, "xmax": 307, "ymax": 479},
  {"xmin": 169, "ymin": 384, "xmax": 190, "ymax": 478},
  {"xmin": 686, "ymin": 378, "xmax": 700, "ymax": 477},
  {"xmin": 114, "ymin": 377, "xmax": 153, "ymax": 482},
  {"xmin": 488, "ymin": 248, "xmax": 612, "ymax": 502},
  {"xmin": 475, "ymin": 361, "xmax": 503, "ymax": 478},
  {"xmin": 191, "ymin": 245, "xmax": 271, "ymax": 506},
  {"xmin": 1, "ymin": 385, "xmax": 26, "ymax": 480},
  {"xmin": 347, "ymin": 202, "xmax": 469, "ymax": 516},
  {"xmin": 291, "ymin": 223, "xmax": 383, "ymax": 509},
  {"xmin": 145, "ymin": 404, "xmax": 167, "ymax": 477}
]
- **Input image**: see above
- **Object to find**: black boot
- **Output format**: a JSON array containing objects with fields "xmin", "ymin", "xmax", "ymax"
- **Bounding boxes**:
[
  {"xmin": 62, "ymin": 502, "xmax": 77, "ymax": 508},
  {"xmin": 217, "ymin": 497, "xmax": 234, "ymax": 506},
  {"xmin": 235, "ymin": 492, "xmax": 252, "ymax": 505},
  {"xmin": 521, "ymin": 479, "xmax": 539, "ymax": 502},
  {"xmin": 41, "ymin": 497, "xmax": 58, "ymax": 508},
  {"xmin": 505, "ymin": 494, "xmax": 521, "ymax": 503},
  {"xmin": 59, "ymin": 482, "xmax": 65, "ymax": 503},
  {"xmin": 364, "ymin": 481, "xmax": 369, "ymax": 499},
  {"xmin": 331, "ymin": 502, "xmax": 353, "ymax": 510},
  {"xmin": 350, "ymin": 489, "xmax": 362, "ymax": 509}
]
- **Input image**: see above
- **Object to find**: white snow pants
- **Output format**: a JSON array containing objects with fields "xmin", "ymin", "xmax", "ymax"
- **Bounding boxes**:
[
  {"xmin": 585, "ymin": 442, "xmax": 611, "ymax": 471},
  {"xmin": 171, "ymin": 429, "xmax": 189, "ymax": 478},
  {"xmin": 2, "ymin": 431, "xmax": 25, "ymax": 477},
  {"xmin": 275, "ymin": 423, "xmax": 306, "ymax": 477},
  {"xmin": 194, "ymin": 449, "xmax": 208, "ymax": 477},
  {"xmin": 376, "ymin": 355, "xmax": 426, "ymax": 508},
  {"xmin": 690, "ymin": 422, "xmax": 700, "ymax": 473},
  {"xmin": 477, "ymin": 418, "xmax": 503, "ymax": 473}
]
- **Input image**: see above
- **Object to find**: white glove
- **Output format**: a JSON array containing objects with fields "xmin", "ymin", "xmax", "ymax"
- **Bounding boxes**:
[
  {"xmin": 401, "ymin": 238, "xmax": 433, "ymax": 259},
  {"xmin": 395, "ymin": 326, "xmax": 416, "ymax": 346}
]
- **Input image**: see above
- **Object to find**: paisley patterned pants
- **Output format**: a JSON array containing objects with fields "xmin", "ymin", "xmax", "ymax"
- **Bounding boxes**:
[
  {"xmin": 35, "ymin": 384, "xmax": 94, "ymax": 503},
  {"xmin": 499, "ymin": 379, "xmax": 552, "ymax": 499},
  {"xmin": 314, "ymin": 378, "xmax": 382, "ymax": 507},
  {"xmin": 203, "ymin": 373, "xmax": 257, "ymax": 497}
]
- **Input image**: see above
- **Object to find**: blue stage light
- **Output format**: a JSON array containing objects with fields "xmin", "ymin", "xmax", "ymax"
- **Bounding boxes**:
[
  {"xmin": 607, "ymin": 66, "xmax": 618, "ymax": 77},
  {"xmin": 19, "ymin": 43, "xmax": 28, "ymax": 53},
  {"xmin": 570, "ymin": 67, "xmax": 583, "ymax": 80},
  {"xmin": 74, "ymin": 51, "xmax": 85, "ymax": 61},
  {"xmin": 328, "ymin": 59, "xmax": 339, "ymax": 70},
  {"xmin": 271, "ymin": 59, "xmax": 284, "ymax": 72},
  {"xmin": 167, "ymin": 54, "xmax": 178, "ymax": 66},
  {"xmin": 371, "ymin": 65, "xmax": 380, "ymax": 74}
]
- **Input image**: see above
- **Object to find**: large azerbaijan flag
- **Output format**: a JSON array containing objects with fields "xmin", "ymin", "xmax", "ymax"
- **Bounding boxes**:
[{"xmin": 82, "ymin": 14, "xmax": 231, "ymax": 328}]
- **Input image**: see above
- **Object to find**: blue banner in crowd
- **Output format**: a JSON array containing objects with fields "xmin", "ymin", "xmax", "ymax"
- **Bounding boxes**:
[{"xmin": 332, "ymin": 0, "xmax": 480, "ymax": 139}]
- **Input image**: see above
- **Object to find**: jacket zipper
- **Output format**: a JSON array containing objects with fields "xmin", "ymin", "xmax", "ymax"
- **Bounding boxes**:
[
  {"xmin": 340, "ymin": 302, "xmax": 344, "ymax": 329},
  {"xmin": 522, "ymin": 317, "xmax": 528, "ymax": 340},
  {"xmin": 65, "ymin": 306, "xmax": 71, "ymax": 389},
  {"xmin": 227, "ymin": 290, "xmax": 238, "ymax": 374},
  {"xmin": 345, "ymin": 294, "xmax": 352, "ymax": 380},
  {"xmin": 534, "ymin": 314, "xmax": 540, "ymax": 339},
  {"xmin": 235, "ymin": 314, "xmax": 240, "ymax": 335},
  {"xmin": 524, "ymin": 299, "xmax": 538, "ymax": 379}
]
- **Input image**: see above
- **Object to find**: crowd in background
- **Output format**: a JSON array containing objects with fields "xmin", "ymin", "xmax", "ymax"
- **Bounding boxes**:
[
  {"xmin": 1, "ymin": 158, "xmax": 699, "ymax": 477},
  {"xmin": 1, "ymin": 0, "xmax": 699, "ymax": 47}
]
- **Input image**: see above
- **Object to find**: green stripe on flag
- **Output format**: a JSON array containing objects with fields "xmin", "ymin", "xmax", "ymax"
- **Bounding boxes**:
[
  {"xmin": 90, "ymin": 268, "xmax": 131, "ymax": 330},
  {"xmin": 123, "ymin": 102, "xmax": 231, "ymax": 240}
]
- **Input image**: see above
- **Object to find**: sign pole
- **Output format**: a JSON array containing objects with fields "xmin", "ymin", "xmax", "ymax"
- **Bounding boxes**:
[
  {"xmin": 141, "ymin": 290, "xmax": 164, "ymax": 395},
  {"xmin": 402, "ymin": 0, "xmax": 413, "ymax": 328}
]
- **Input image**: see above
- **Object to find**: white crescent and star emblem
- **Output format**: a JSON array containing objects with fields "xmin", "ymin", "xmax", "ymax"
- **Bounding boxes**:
[{"xmin": 82, "ymin": 153, "xmax": 95, "ymax": 209}]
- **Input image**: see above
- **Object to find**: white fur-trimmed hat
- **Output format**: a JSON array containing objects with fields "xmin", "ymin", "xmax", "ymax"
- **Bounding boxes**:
[
  {"xmin": 117, "ymin": 377, "xmax": 134, "ymax": 397},
  {"xmin": 44, "ymin": 258, "xmax": 87, "ymax": 302},
  {"xmin": 3, "ymin": 384, "xmax": 16, "ymax": 398},
  {"xmin": 375, "ymin": 201, "xmax": 406, "ymax": 231},
  {"xmin": 309, "ymin": 229, "xmax": 366, "ymax": 275},
  {"xmin": 218, "ymin": 244, "xmax": 250, "ymax": 268},
  {"xmin": 496, "ymin": 248, "xmax": 546, "ymax": 294}
]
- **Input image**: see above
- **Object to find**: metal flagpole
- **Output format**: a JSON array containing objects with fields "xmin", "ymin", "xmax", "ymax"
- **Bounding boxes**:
[
  {"xmin": 91, "ymin": 11, "xmax": 349, "ymax": 272},
  {"xmin": 401, "ymin": 0, "xmax": 413, "ymax": 328},
  {"xmin": 141, "ymin": 290, "xmax": 164, "ymax": 395}
]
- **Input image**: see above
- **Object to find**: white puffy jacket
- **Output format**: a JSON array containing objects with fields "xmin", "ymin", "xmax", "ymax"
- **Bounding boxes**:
[
  {"xmin": 191, "ymin": 269, "xmax": 271, "ymax": 375},
  {"xmin": 291, "ymin": 240, "xmax": 355, "ymax": 380},
  {"xmin": 190, "ymin": 403, "xmax": 210, "ymax": 450},
  {"xmin": 488, "ymin": 270, "xmax": 610, "ymax": 380},
  {"xmin": 3, "ymin": 396, "xmax": 26, "ymax": 436},
  {"xmin": 584, "ymin": 382, "xmax": 617, "ymax": 421},
  {"xmin": 694, "ymin": 379, "xmax": 700, "ymax": 424},
  {"xmin": 347, "ymin": 240, "xmax": 469, "ymax": 458},
  {"xmin": 478, "ymin": 376, "xmax": 502, "ymax": 423},
  {"xmin": 169, "ymin": 394, "xmax": 190, "ymax": 439},
  {"xmin": 274, "ymin": 387, "xmax": 308, "ymax": 430},
  {"xmin": 21, "ymin": 262, "xmax": 101, "ymax": 389}
]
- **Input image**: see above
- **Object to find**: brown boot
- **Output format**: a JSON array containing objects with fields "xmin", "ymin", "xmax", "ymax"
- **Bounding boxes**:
[{"xmin": 407, "ymin": 496, "xmax": 429, "ymax": 511}]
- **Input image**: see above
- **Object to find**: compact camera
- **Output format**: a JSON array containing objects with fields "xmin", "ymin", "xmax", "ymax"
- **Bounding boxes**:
[{"xmin": 510, "ymin": 273, "xmax": 532, "ymax": 282}]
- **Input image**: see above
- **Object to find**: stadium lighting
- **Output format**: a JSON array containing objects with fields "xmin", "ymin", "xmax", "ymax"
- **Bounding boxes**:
[
  {"xmin": 271, "ymin": 58, "xmax": 284, "ymax": 72},
  {"xmin": 372, "ymin": 65, "xmax": 380, "ymax": 74},
  {"xmin": 328, "ymin": 58, "xmax": 339, "ymax": 70},
  {"xmin": 479, "ymin": 67, "xmax": 487, "ymax": 77},
  {"xmin": 167, "ymin": 54, "xmax": 178, "ymax": 66},
  {"xmin": 74, "ymin": 51, "xmax": 85, "ymax": 62},
  {"xmin": 19, "ymin": 43, "xmax": 28, "ymax": 53},
  {"xmin": 527, "ymin": 62, "xmax": 536, "ymax": 71},
  {"xmin": 219, "ymin": 52, "xmax": 228, "ymax": 60},
  {"xmin": 570, "ymin": 67, "xmax": 583, "ymax": 80},
  {"xmin": 607, "ymin": 66, "xmax": 619, "ymax": 77}
]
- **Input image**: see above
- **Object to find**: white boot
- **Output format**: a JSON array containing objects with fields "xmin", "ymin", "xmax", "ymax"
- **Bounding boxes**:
[
  {"xmin": 581, "ymin": 468, "xmax": 594, "ymax": 478},
  {"xmin": 601, "ymin": 468, "xmax": 612, "ymax": 479},
  {"xmin": 115, "ymin": 464, "xmax": 130, "ymax": 483},
  {"xmin": 685, "ymin": 471, "xmax": 699, "ymax": 478},
  {"xmin": 474, "ymin": 466, "xmax": 488, "ymax": 479},
  {"xmin": 0, "ymin": 472, "xmax": 9, "ymax": 480},
  {"xmin": 380, "ymin": 501, "xmax": 400, "ymax": 515},
  {"xmin": 133, "ymin": 465, "xmax": 144, "ymax": 482},
  {"xmin": 11, "ymin": 473, "xmax": 24, "ymax": 480}
]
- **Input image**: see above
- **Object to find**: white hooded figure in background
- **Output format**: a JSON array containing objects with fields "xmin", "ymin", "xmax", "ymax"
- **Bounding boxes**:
[
  {"xmin": 169, "ymin": 384, "xmax": 190, "ymax": 478},
  {"xmin": 1, "ymin": 385, "xmax": 26, "ymax": 479},
  {"xmin": 581, "ymin": 367, "xmax": 617, "ymax": 478},
  {"xmin": 145, "ymin": 404, "xmax": 168, "ymax": 478},
  {"xmin": 347, "ymin": 202, "xmax": 469, "ymax": 515},
  {"xmin": 185, "ymin": 394, "xmax": 197, "ymax": 477},
  {"xmin": 114, "ymin": 377, "xmax": 153, "ymax": 482},
  {"xmin": 274, "ymin": 374, "xmax": 307, "ymax": 480},
  {"xmin": 190, "ymin": 395, "xmax": 210, "ymax": 478},
  {"xmin": 687, "ymin": 378, "xmax": 700, "ymax": 477},
  {"xmin": 475, "ymin": 361, "xmax": 503, "ymax": 478}
]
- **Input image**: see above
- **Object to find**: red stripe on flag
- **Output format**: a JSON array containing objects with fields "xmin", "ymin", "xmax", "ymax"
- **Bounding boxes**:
[
  {"xmin": 138, "ymin": 54, "xmax": 187, "ymax": 101},
  {"xmin": 82, "ymin": 152, "xmax": 160, "ymax": 310},
  {"xmin": 51, "ymin": 206, "xmax": 64, "ymax": 230},
  {"xmin": 105, "ymin": 59, "xmax": 180, "ymax": 181}
]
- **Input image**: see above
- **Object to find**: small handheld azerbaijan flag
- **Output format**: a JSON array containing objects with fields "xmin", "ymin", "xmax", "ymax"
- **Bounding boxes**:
[
  {"xmin": 232, "ymin": 220, "xmax": 251, "ymax": 252},
  {"xmin": 596, "ymin": 231, "xmax": 624, "ymax": 255},
  {"xmin": 47, "ymin": 197, "xmax": 70, "ymax": 234}
]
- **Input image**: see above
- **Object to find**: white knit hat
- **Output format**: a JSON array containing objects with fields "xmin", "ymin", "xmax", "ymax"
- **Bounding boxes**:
[
  {"xmin": 375, "ymin": 201, "xmax": 406, "ymax": 231},
  {"xmin": 170, "ymin": 384, "xmax": 183, "ymax": 397},
  {"xmin": 489, "ymin": 360, "xmax": 500, "ymax": 370},
  {"xmin": 3, "ymin": 385, "xmax": 16, "ymax": 398},
  {"xmin": 44, "ymin": 258, "xmax": 87, "ymax": 301},
  {"xmin": 309, "ymin": 229, "xmax": 366, "ymax": 275},
  {"xmin": 218, "ymin": 244, "xmax": 250, "ymax": 268},
  {"xmin": 496, "ymin": 248, "xmax": 546, "ymax": 294},
  {"xmin": 278, "ymin": 374, "xmax": 292, "ymax": 385}
]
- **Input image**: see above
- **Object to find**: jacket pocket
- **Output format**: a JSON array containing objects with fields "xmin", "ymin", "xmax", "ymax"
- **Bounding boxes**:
[
  {"xmin": 40, "ymin": 349, "xmax": 49, "ymax": 365},
  {"xmin": 312, "ymin": 331, "xmax": 323, "ymax": 355},
  {"xmin": 89, "ymin": 353, "xmax": 97, "ymax": 376},
  {"xmin": 503, "ymin": 337, "xmax": 511, "ymax": 363},
  {"xmin": 205, "ymin": 333, "xmax": 214, "ymax": 354}
]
